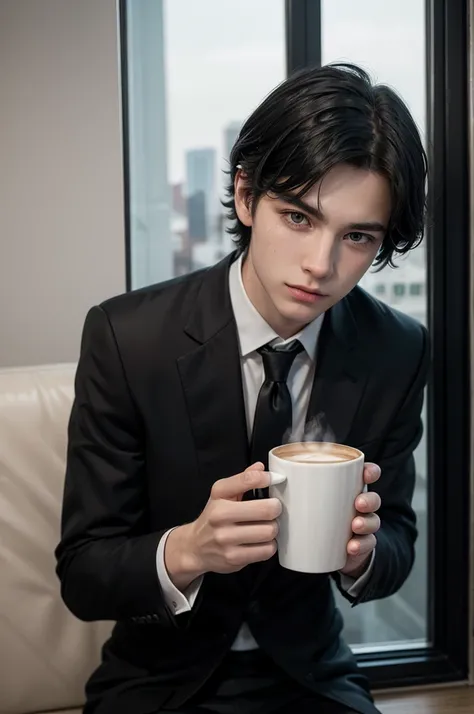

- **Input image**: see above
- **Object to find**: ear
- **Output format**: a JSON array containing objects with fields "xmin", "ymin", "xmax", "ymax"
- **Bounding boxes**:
[{"xmin": 234, "ymin": 170, "xmax": 253, "ymax": 227}]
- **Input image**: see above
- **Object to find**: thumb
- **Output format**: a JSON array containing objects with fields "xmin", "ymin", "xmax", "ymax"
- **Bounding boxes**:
[
  {"xmin": 245, "ymin": 462, "xmax": 265, "ymax": 473},
  {"xmin": 211, "ymin": 462, "xmax": 267, "ymax": 500}
]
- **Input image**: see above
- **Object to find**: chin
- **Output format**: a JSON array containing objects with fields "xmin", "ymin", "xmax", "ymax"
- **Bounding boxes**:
[
  {"xmin": 278, "ymin": 303, "xmax": 321, "ymax": 327},
  {"xmin": 288, "ymin": 297, "xmax": 323, "ymax": 316}
]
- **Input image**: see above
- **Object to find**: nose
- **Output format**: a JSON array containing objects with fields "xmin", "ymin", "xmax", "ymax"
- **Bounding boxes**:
[{"xmin": 301, "ymin": 235, "xmax": 336, "ymax": 280}]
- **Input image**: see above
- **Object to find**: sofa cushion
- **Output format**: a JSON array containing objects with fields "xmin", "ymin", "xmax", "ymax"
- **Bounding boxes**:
[
  {"xmin": 36, "ymin": 711, "xmax": 82, "ymax": 714},
  {"xmin": 0, "ymin": 364, "xmax": 112, "ymax": 714}
]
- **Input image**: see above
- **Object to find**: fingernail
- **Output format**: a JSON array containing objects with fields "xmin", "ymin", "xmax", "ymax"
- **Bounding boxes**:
[{"xmin": 358, "ymin": 497, "xmax": 367, "ymax": 508}]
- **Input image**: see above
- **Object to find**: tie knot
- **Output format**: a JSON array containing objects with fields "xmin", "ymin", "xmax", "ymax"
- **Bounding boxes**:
[{"xmin": 258, "ymin": 340, "xmax": 304, "ymax": 383}]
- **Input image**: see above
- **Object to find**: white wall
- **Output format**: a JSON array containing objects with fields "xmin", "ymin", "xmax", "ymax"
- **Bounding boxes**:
[{"xmin": 0, "ymin": 0, "xmax": 126, "ymax": 367}]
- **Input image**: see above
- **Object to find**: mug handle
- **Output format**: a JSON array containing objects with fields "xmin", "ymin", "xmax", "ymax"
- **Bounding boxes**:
[{"xmin": 269, "ymin": 471, "xmax": 287, "ymax": 485}]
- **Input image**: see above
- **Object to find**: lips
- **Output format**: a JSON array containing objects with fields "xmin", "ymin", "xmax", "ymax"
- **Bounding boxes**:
[
  {"xmin": 286, "ymin": 284, "xmax": 328, "ymax": 304},
  {"xmin": 288, "ymin": 285, "xmax": 326, "ymax": 296}
]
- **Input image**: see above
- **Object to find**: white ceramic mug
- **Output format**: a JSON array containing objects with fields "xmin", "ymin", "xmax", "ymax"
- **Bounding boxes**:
[{"xmin": 268, "ymin": 441, "xmax": 365, "ymax": 573}]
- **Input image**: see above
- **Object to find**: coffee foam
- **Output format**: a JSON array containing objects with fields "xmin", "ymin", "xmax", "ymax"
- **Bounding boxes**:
[
  {"xmin": 284, "ymin": 452, "xmax": 347, "ymax": 463},
  {"xmin": 273, "ymin": 441, "xmax": 360, "ymax": 464}
]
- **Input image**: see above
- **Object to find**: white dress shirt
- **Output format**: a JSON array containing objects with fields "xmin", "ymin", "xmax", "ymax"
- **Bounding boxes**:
[{"xmin": 156, "ymin": 254, "xmax": 374, "ymax": 650}]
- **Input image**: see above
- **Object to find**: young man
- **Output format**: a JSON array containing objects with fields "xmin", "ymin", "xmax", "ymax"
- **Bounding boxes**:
[{"xmin": 56, "ymin": 63, "xmax": 429, "ymax": 714}]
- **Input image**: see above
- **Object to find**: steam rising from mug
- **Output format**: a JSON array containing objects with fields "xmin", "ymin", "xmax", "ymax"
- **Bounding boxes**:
[{"xmin": 284, "ymin": 413, "xmax": 336, "ymax": 450}]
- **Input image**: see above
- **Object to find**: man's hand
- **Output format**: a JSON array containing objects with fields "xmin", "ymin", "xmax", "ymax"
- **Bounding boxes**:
[
  {"xmin": 339, "ymin": 463, "xmax": 381, "ymax": 579},
  {"xmin": 164, "ymin": 463, "xmax": 281, "ymax": 591}
]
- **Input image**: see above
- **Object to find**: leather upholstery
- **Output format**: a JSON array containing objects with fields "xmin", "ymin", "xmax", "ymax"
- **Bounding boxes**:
[{"xmin": 0, "ymin": 364, "xmax": 112, "ymax": 714}]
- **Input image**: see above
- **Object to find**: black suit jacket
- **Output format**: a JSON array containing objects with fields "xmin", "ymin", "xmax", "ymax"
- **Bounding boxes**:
[{"xmin": 56, "ymin": 253, "xmax": 429, "ymax": 714}]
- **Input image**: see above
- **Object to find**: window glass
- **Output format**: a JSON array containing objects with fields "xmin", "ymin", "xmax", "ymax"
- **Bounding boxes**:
[
  {"xmin": 125, "ymin": 0, "xmax": 285, "ymax": 288},
  {"xmin": 322, "ymin": 0, "xmax": 428, "ymax": 650},
  {"xmin": 410, "ymin": 283, "xmax": 423, "ymax": 296}
]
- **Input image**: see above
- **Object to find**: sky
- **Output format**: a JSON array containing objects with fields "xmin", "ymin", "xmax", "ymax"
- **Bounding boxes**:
[{"xmin": 163, "ymin": 0, "xmax": 426, "ymax": 187}]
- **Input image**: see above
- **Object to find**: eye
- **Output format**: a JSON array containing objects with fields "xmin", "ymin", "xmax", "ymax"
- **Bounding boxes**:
[
  {"xmin": 282, "ymin": 211, "xmax": 310, "ymax": 228},
  {"xmin": 345, "ymin": 231, "xmax": 376, "ymax": 245}
]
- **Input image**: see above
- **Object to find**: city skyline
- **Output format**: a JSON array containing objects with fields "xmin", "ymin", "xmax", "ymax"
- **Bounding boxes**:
[{"xmin": 163, "ymin": 0, "xmax": 425, "ymax": 184}]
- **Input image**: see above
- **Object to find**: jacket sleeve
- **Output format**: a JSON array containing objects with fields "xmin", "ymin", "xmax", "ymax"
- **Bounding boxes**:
[
  {"xmin": 336, "ymin": 323, "xmax": 430, "ymax": 606},
  {"xmin": 55, "ymin": 305, "xmax": 174, "ymax": 626}
]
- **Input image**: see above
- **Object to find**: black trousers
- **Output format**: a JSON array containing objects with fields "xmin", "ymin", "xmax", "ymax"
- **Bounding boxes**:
[{"xmin": 162, "ymin": 649, "xmax": 376, "ymax": 714}]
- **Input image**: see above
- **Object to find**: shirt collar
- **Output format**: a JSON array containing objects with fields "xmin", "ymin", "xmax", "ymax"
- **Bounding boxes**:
[{"xmin": 228, "ymin": 254, "xmax": 324, "ymax": 360}]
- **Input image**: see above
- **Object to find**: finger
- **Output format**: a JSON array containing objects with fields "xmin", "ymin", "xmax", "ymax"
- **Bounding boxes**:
[
  {"xmin": 347, "ymin": 534, "xmax": 377, "ymax": 557},
  {"xmin": 234, "ymin": 522, "xmax": 279, "ymax": 545},
  {"xmin": 363, "ymin": 463, "xmax": 381, "ymax": 485},
  {"xmin": 355, "ymin": 491, "xmax": 381, "ymax": 513},
  {"xmin": 211, "ymin": 463, "xmax": 266, "ymax": 500},
  {"xmin": 228, "ymin": 497, "xmax": 282, "ymax": 523},
  {"xmin": 242, "ymin": 541, "xmax": 278, "ymax": 564},
  {"xmin": 230, "ymin": 541, "xmax": 278, "ymax": 567},
  {"xmin": 352, "ymin": 513, "xmax": 381, "ymax": 535}
]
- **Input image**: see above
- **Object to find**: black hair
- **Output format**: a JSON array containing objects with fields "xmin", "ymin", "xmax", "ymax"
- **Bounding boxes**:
[{"xmin": 223, "ymin": 63, "xmax": 428, "ymax": 270}]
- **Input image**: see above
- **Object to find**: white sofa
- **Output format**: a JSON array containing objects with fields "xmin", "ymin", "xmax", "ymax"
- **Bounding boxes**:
[{"xmin": 0, "ymin": 364, "xmax": 112, "ymax": 714}]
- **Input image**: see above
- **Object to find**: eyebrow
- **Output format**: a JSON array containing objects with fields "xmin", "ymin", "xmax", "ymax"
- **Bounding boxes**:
[{"xmin": 277, "ymin": 193, "xmax": 387, "ymax": 233}]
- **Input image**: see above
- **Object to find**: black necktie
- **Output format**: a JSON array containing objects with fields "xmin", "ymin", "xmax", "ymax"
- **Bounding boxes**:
[{"xmin": 250, "ymin": 340, "xmax": 304, "ymax": 497}]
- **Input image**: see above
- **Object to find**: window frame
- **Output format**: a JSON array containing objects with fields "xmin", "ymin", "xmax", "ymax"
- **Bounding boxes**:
[
  {"xmin": 119, "ymin": 0, "xmax": 132, "ymax": 292},
  {"xmin": 120, "ymin": 0, "xmax": 471, "ymax": 689},
  {"xmin": 424, "ymin": 0, "xmax": 470, "ymax": 687}
]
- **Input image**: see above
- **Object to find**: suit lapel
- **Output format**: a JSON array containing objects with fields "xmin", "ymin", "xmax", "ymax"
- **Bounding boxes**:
[
  {"xmin": 177, "ymin": 254, "xmax": 249, "ymax": 493},
  {"xmin": 306, "ymin": 294, "xmax": 369, "ymax": 446}
]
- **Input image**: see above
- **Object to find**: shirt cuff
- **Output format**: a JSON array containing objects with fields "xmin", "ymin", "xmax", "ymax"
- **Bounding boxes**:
[
  {"xmin": 338, "ymin": 549, "xmax": 375, "ymax": 597},
  {"xmin": 156, "ymin": 528, "xmax": 203, "ymax": 615}
]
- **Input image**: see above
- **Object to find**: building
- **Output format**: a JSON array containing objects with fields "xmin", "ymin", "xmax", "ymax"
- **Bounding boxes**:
[
  {"xmin": 170, "ymin": 183, "xmax": 192, "ymax": 276},
  {"xmin": 224, "ymin": 120, "xmax": 242, "ymax": 167},
  {"xmin": 185, "ymin": 148, "xmax": 217, "ymax": 242},
  {"xmin": 220, "ymin": 121, "xmax": 243, "ymax": 254},
  {"xmin": 359, "ymin": 248, "xmax": 427, "ymax": 326}
]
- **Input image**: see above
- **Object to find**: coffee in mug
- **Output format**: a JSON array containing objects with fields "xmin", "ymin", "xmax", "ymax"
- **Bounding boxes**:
[{"xmin": 268, "ymin": 442, "xmax": 364, "ymax": 573}]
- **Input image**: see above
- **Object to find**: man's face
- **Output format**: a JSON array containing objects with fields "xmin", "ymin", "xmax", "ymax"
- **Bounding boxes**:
[{"xmin": 235, "ymin": 164, "xmax": 391, "ymax": 338}]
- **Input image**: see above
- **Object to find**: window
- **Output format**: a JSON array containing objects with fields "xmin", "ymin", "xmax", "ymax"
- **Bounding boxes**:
[
  {"xmin": 319, "ymin": 0, "xmax": 469, "ymax": 686},
  {"xmin": 393, "ymin": 283, "xmax": 407, "ymax": 298},
  {"xmin": 321, "ymin": 0, "xmax": 428, "ymax": 654},
  {"xmin": 122, "ymin": 0, "xmax": 285, "ymax": 289},
  {"xmin": 121, "ymin": 0, "xmax": 470, "ymax": 690},
  {"xmin": 410, "ymin": 283, "xmax": 423, "ymax": 296}
]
